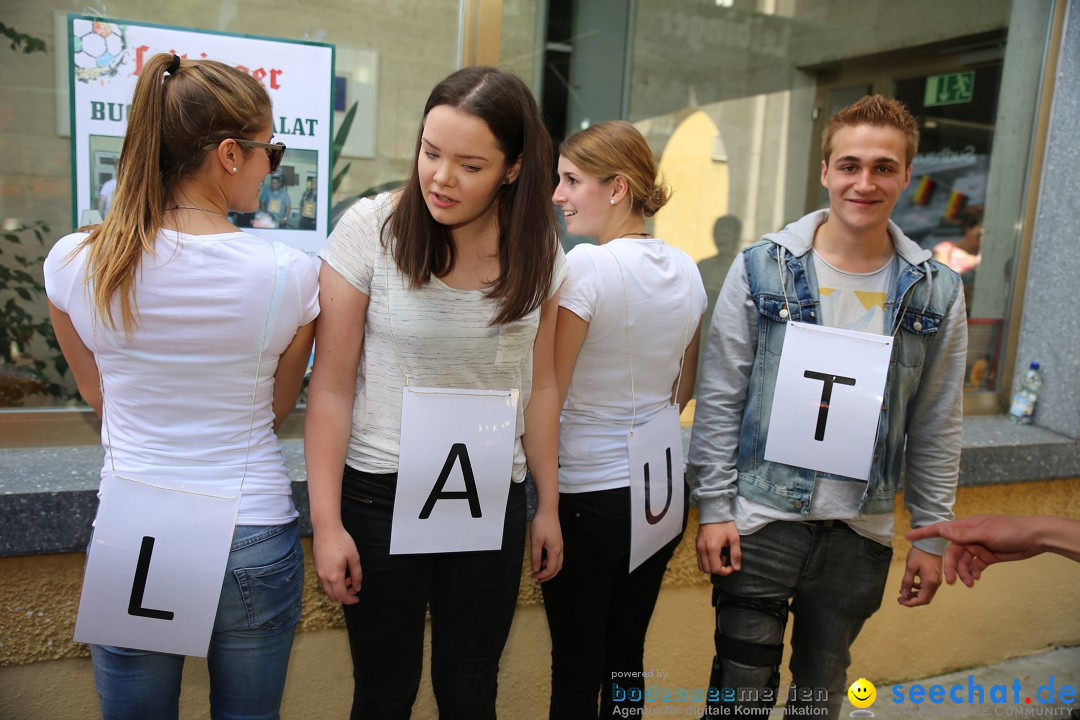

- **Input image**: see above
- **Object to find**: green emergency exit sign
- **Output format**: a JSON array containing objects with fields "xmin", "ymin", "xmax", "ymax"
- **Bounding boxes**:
[{"xmin": 924, "ymin": 71, "xmax": 975, "ymax": 107}]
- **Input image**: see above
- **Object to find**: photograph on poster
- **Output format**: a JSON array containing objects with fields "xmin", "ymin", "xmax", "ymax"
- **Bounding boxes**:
[
  {"xmin": 88, "ymin": 134, "xmax": 123, "ymax": 221},
  {"xmin": 68, "ymin": 14, "xmax": 333, "ymax": 253},
  {"xmin": 230, "ymin": 148, "xmax": 318, "ymax": 230}
]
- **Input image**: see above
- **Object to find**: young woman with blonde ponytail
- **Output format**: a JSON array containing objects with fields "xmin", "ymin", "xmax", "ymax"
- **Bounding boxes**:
[
  {"xmin": 44, "ymin": 53, "xmax": 317, "ymax": 719},
  {"xmin": 546, "ymin": 120, "xmax": 707, "ymax": 718}
]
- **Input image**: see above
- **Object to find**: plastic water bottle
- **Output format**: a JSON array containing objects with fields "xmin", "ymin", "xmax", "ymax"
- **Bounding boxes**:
[{"xmin": 1008, "ymin": 362, "xmax": 1042, "ymax": 425}]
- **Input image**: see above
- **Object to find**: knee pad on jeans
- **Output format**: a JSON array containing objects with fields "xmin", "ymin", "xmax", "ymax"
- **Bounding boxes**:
[{"xmin": 710, "ymin": 589, "xmax": 787, "ymax": 694}]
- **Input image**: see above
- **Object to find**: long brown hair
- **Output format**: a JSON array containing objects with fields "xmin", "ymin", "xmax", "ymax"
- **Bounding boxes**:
[
  {"xmin": 82, "ymin": 53, "xmax": 271, "ymax": 333},
  {"xmin": 385, "ymin": 66, "xmax": 557, "ymax": 325}
]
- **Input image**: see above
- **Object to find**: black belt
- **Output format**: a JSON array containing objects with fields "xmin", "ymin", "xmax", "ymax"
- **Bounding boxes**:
[{"xmin": 803, "ymin": 518, "xmax": 848, "ymax": 529}]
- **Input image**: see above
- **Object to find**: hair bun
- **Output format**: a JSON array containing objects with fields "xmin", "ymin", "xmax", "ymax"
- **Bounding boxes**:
[{"xmin": 643, "ymin": 182, "xmax": 670, "ymax": 217}]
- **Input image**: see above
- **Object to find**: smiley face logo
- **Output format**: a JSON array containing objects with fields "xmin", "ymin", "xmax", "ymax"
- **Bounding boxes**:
[{"xmin": 848, "ymin": 678, "xmax": 877, "ymax": 709}]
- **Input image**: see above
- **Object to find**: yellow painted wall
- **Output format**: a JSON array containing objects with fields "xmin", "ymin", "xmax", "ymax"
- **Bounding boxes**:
[
  {"xmin": 653, "ymin": 110, "xmax": 730, "ymax": 262},
  {"xmin": 2, "ymin": 478, "xmax": 1078, "ymax": 719}
]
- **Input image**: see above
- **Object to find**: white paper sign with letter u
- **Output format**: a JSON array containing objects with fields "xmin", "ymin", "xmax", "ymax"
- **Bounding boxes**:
[
  {"xmin": 392, "ymin": 387, "xmax": 518, "ymax": 554},
  {"xmin": 764, "ymin": 321, "xmax": 893, "ymax": 480},
  {"xmin": 628, "ymin": 405, "xmax": 686, "ymax": 572},
  {"xmin": 73, "ymin": 473, "xmax": 239, "ymax": 657}
]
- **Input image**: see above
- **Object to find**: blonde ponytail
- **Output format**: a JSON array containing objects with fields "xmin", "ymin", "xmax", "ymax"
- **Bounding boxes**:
[{"xmin": 81, "ymin": 53, "xmax": 271, "ymax": 334}]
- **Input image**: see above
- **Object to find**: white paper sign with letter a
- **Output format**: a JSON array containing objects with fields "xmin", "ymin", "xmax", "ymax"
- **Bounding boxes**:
[
  {"xmin": 73, "ymin": 473, "xmax": 239, "ymax": 657},
  {"xmin": 628, "ymin": 404, "xmax": 686, "ymax": 572},
  {"xmin": 391, "ymin": 387, "xmax": 518, "ymax": 554},
  {"xmin": 763, "ymin": 321, "xmax": 892, "ymax": 480}
]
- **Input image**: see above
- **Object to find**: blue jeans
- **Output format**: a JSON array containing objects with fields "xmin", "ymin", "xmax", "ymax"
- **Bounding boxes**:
[
  {"xmin": 339, "ymin": 466, "xmax": 526, "ymax": 720},
  {"xmin": 542, "ymin": 487, "xmax": 684, "ymax": 719},
  {"xmin": 91, "ymin": 521, "xmax": 304, "ymax": 720},
  {"xmin": 708, "ymin": 520, "xmax": 892, "ymax": 720}
]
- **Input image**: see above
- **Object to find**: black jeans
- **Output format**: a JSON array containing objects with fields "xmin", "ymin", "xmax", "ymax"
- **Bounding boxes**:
[
  {"xmin": 541, "ymin": 487, "xmax": 684, "ymax": 719},
  {"xmin": 339, "ymin": 466, "xmax": 526, "ymax": 720}
]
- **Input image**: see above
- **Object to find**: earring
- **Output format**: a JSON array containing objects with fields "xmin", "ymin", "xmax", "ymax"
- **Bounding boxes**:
[
  {"xmin": 503, "ymin": 177, "xmax": 512, "ymax": 185},
  {"xmin": 610, "ymin": 199, "xmax": 616, "ymax": 205},
  {"xmin": 231, "ymin": 167, "xmax": 237, "ymax": 174}
]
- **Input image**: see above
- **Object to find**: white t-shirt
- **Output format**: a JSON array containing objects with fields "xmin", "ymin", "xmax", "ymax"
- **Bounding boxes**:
[
  {"xmin": 734, "ymin": 251, "xmax": 897, "ymax": 545},
  {"xmin": 558, "ymin": 237, "xmax": 707, "ymax": 493},
  {"xmin": 319, "ymin": 193, "xmax": 567, "ymax": 482},
  {"xmin": 44, "ymin": 229, "xmax": 319, "ymax": 525}
]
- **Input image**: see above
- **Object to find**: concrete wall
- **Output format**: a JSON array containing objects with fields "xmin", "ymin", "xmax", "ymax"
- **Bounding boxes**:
[
  {"xmin": 627, "ymin": 0, "xmax": 1020, "ymax": 254},
  {"xmin": 628, "ymin": 0, "xmax": 1012, "ymax": 114},
  {"xmin": 2, "ymin": 478, "xmax": 1078, "ymax": 720},
  {"xmin": 1013, "ymin": 0, "xmax": 1080, "ymax": 440}
]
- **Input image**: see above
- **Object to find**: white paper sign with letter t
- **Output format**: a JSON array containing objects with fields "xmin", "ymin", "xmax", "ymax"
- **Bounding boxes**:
[
  {"xmin": 763, "ymin": 321, "xmax": 892, "ymax": 480},
  {"xmin": 391, "ymin": 387, "xmax": 518, "ymax": 554}
]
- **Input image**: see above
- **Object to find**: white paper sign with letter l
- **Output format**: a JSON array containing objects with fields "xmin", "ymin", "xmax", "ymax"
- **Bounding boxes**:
[
  {"xmin": 764, "ymin": 321, "xmax": 893, "ymax": 480},
  {"xmin": 74, "ymin": 473, "xmax": 239, "ymax": 657},
  {"xmin": 391, "ymin": 387, "xmax": 518, "ymax": 554},
  {"xmin": 628, "ymin": 404, "xmax": 686, "ymax": 572}
]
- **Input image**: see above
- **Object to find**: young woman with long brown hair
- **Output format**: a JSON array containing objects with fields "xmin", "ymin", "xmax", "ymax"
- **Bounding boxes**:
[
  {"xmin": 306, "ymin": 66, "xmax": 564, "ymax": 719},
  {"xmin": 45, "ymin": 53, "xmax": 317, "ymax": 719}
]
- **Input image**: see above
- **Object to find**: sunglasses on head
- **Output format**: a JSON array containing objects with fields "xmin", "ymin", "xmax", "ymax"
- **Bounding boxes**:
[{"xmin": 234, "ymin": 139, "xmax": 286, "ymax": 173}]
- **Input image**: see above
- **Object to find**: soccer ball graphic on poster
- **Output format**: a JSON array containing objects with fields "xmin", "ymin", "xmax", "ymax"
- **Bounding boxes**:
[{"xmin": 73, "ymin": 19, "xmax": 128, "ymax": 83}]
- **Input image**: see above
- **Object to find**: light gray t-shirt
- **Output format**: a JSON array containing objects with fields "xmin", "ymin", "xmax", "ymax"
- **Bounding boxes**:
[
  {"xmin": 734, "ymin": 251, "xmax": 898, "ymax": 546},
  {"xmin": 319, "ymin": 193, "xmax": 567, "ymax": 482}
]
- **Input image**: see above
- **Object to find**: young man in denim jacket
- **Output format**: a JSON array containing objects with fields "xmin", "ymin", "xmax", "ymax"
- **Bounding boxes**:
[{"xmin": 688, "ymin": 96, "xmax": 967, "ymax": 720}]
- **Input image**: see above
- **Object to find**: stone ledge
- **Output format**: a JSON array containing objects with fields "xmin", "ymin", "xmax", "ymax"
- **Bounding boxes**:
[
  {"xmin": 0, "ymin": 442, "xmax": 311, "ymax": 558},
  {"xmin": 1, "ymin": 416, "xmax": 1076, "ymax": 557}
]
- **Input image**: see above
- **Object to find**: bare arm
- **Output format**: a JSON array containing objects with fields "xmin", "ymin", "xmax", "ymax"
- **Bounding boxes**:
[
  {"xmin": 305, "ymin": 264, "xmax": 368, "ymax": 604},
  {"xmin": 553, "ymin": 305, "xmax": 588, "ymax": 407},
  {"xmin": 271, "ymin": 321, "xmax": 315, "ymax": 432},
  {"xmin": 523, "ymin": 293, "xmax": 563, "ymax": 582},
  {"xmin": 280, "ymin": 195, "xmax": 292, "ymax": 227},
  {"xmin": 47, "ymin": 300, "xmax": 102, "ymax": 416},
  {"xmin": 674, "ymin": 318, "xmax": 704, "ymax": 411},
  {"xmin": 906, "ymin": 514, "xmax": 1080, "ymax": 587}
]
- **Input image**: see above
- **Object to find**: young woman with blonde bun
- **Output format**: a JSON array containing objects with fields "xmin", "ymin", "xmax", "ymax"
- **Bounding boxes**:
[{"xmin": 546, "ymin": 120, "xmax": 707, "ymax": 718}]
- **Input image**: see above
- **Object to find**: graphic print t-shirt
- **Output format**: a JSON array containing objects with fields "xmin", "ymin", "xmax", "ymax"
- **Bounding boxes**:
[{"xmin": 813, "ymin": 250, "xmax": 896, "ymax": 335}]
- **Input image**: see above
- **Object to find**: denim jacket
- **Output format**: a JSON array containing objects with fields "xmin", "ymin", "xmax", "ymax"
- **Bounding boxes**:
[{"xmin": 688, "ymin": 211, "xmax": 966, "ymax": 538}]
